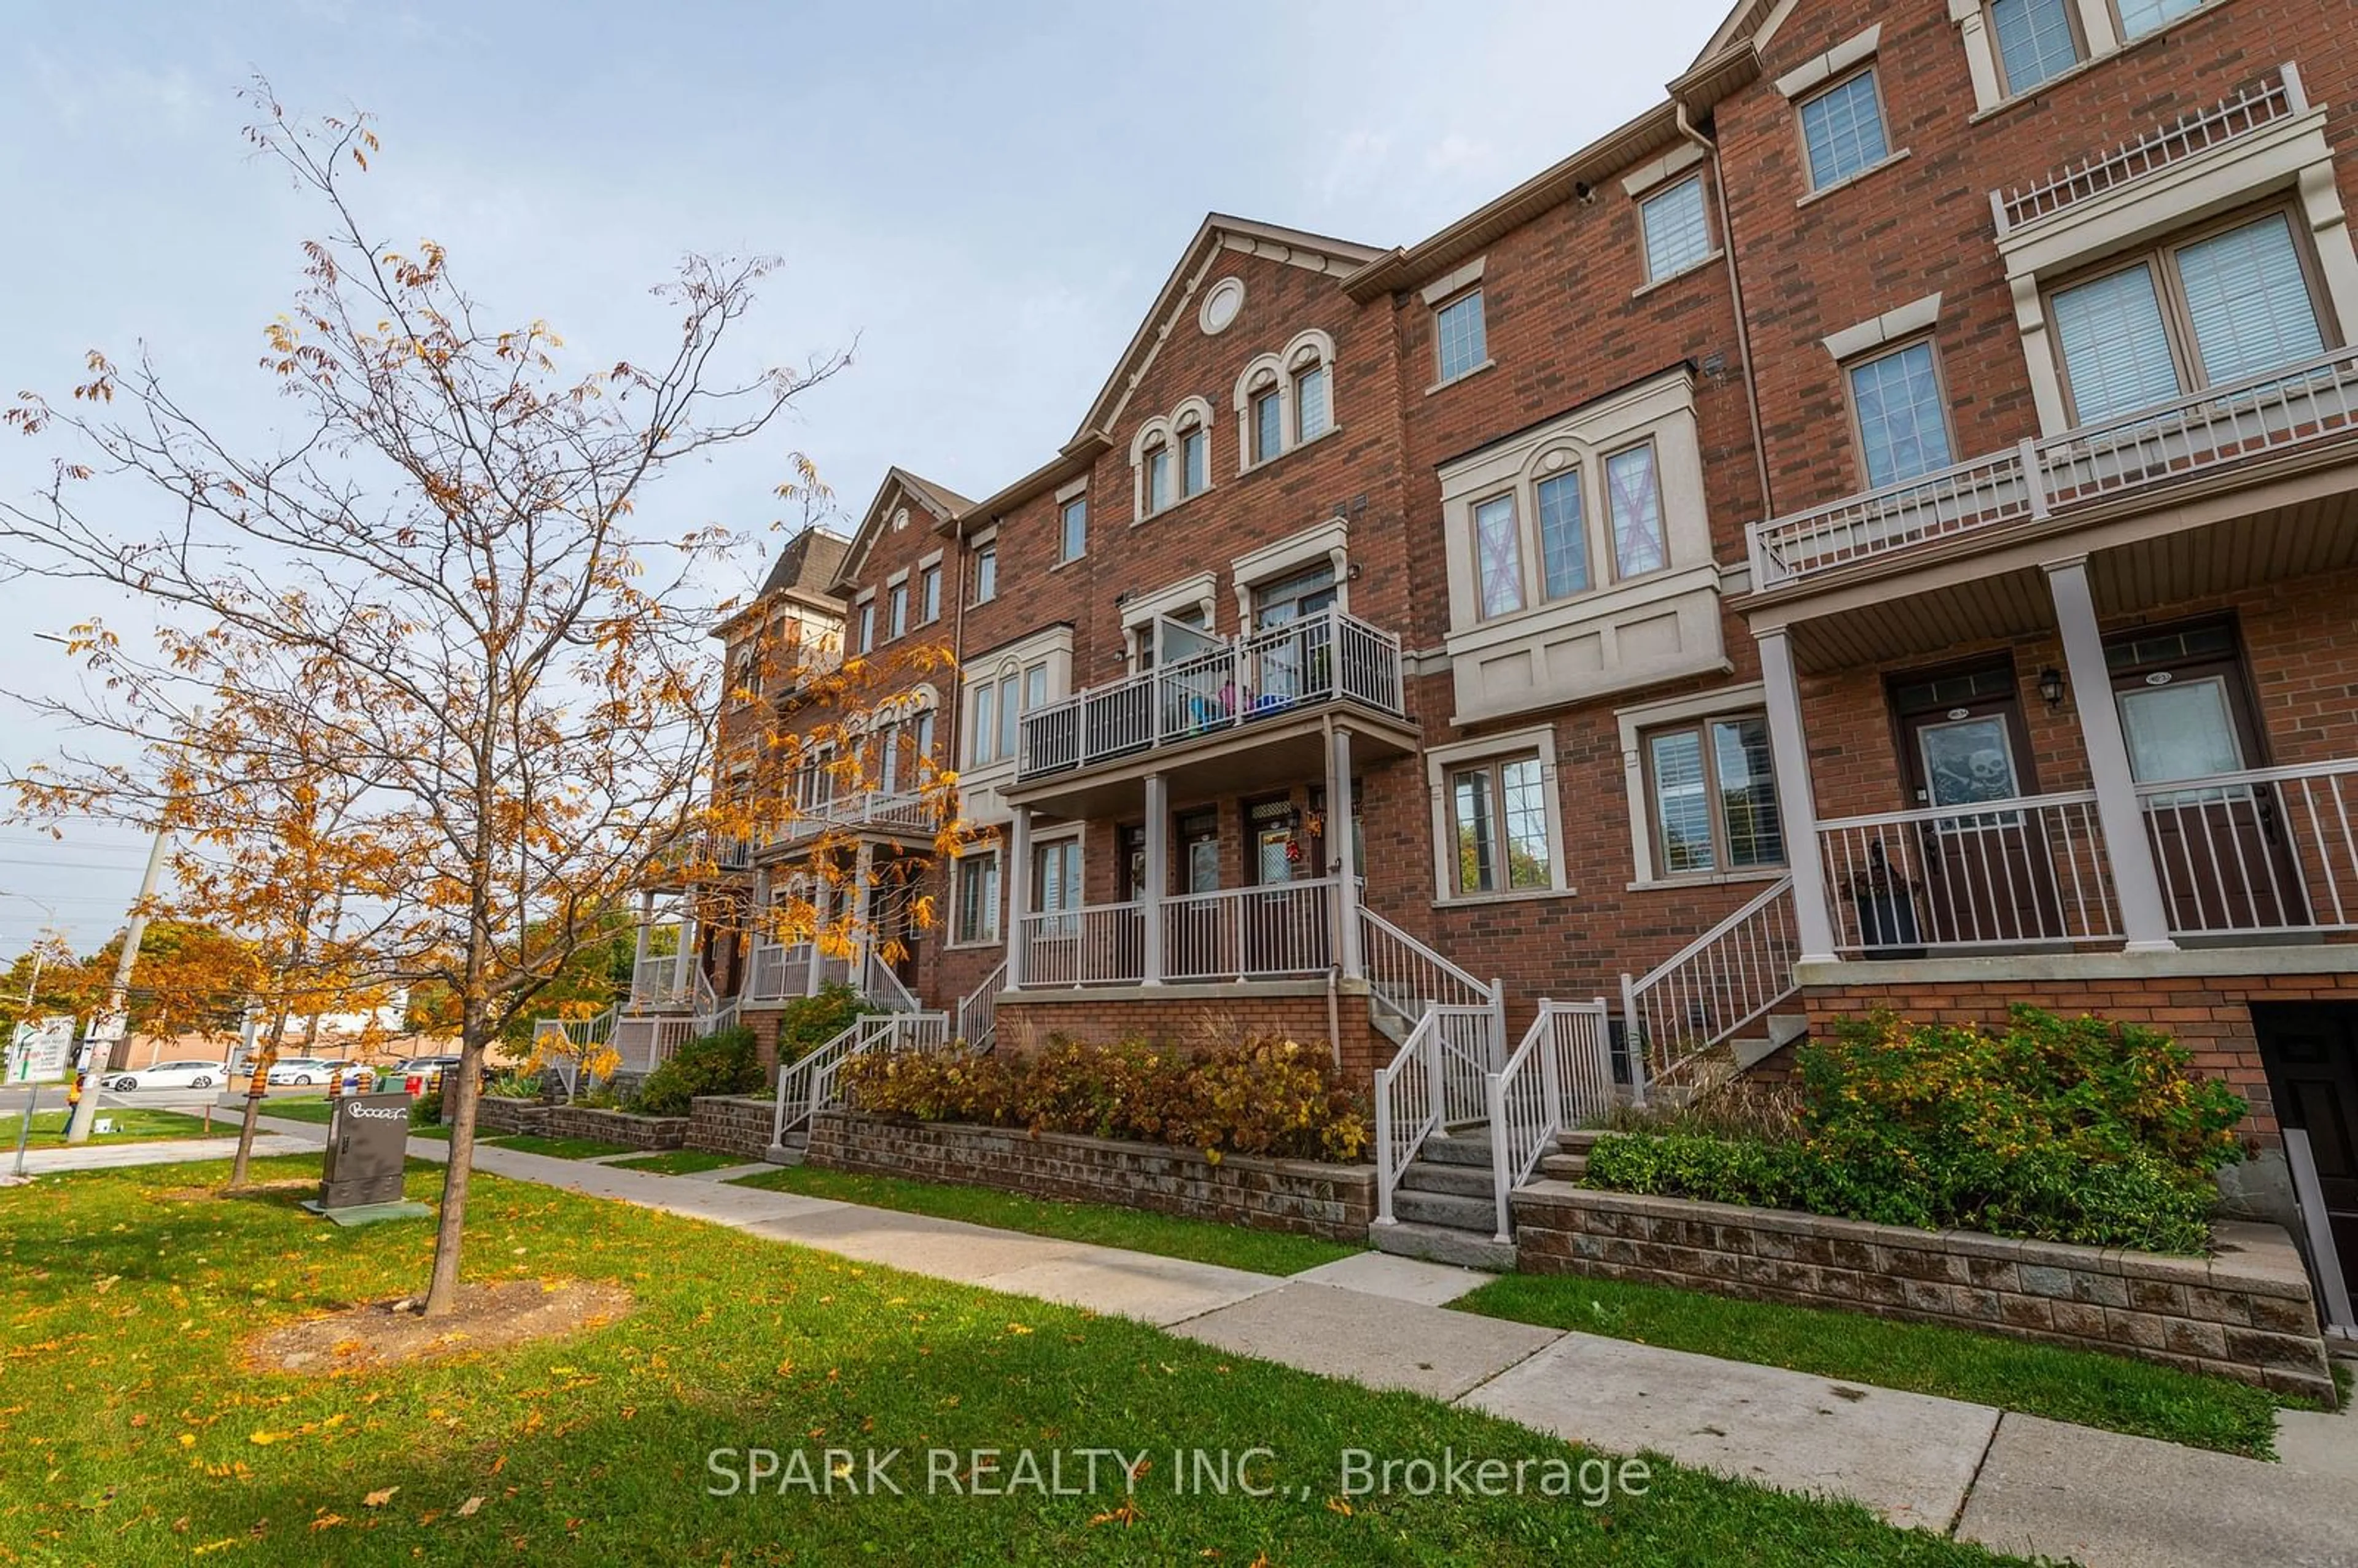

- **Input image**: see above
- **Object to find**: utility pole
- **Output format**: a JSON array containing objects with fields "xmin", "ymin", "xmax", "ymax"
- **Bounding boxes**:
[{"xmin": 64, "ymin": 817, "xmax": 173, "ymax": 1144}]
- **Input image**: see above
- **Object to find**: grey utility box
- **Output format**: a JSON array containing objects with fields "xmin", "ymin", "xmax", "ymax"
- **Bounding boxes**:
[{"xmin": 319, "ymin": 1093, "xmax": 412, "ymax": 1208}]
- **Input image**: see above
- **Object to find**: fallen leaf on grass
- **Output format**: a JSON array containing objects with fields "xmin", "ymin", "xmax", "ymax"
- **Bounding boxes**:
[
  {"xmin": 456, "ymin": 1497, "xmax": 484, "ymax": 1517},
  {"xmin": 362, "ymin": 1486, "xmax": 399, "ymax": 1508}
]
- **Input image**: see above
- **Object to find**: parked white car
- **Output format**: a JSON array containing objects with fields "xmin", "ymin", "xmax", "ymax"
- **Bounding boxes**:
[
  {"xmin": 266, "ymin": 1057, "xmax": 351, "ymax": 1087},
  {"xmin": 103, "ymin": 1060, "xmax": 227, "ymax": 1092}
]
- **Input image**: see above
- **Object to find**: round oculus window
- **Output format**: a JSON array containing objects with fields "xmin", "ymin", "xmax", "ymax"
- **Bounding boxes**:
[{"xmin": 1199, "ymin": 278, "xmax": 1244, "ymax": 335}]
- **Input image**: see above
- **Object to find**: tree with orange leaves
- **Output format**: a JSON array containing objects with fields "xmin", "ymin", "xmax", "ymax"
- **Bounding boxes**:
[{"xmin": 0, "ymin": 84, "xmax": 951, "ymax": 1315}]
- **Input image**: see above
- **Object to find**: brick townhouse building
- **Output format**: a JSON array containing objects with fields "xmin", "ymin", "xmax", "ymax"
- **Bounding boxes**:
[{"xmin": 607, "ymin": 0, "xmax": 2358, "ymax": 1299}]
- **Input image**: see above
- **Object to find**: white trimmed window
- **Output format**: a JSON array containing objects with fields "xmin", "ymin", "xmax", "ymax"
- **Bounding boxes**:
[
  {"xmin": 2117, "ymin": 0, "xmax": 2204, "ymax": 37},
  {"xmin": 1846, "ymin": 340, "xmax": 1955, "ymax": 487},
  {"xmin": 954, "ymin": 850, "xmax": 1001, "ymax": 945},
  {"xmin": 1181, "ymin": 420, "xmax": 1209, "ymax": 497},
  {"xmin": 1058, "ymin": 494, "xmax": 1086, "ymax": 562},
  {"xmin": 887, "ymin": 579, "xmax": 909, "ymax": 640},
  {"xmin": 1450, "ymin": 754, "xmax": 1553, "ymax": 896},
  {"xmin": 1434, "ymin": 290, "xmax": 1487, "ymax": 383},
  {"xmin": 2046, "ymin": 206, "xmax": 2329, "ymax": 425},
  {"xmin": 919, "ymin": 562, "xmax": 942, "ymax": 624},
  {"xmin": 1640, "ymin": 176, "xmax": 1714, "ymax": 283},
  {"xmin": 1988, "ymin": 0, "xmax": 2080, "ymax": 96},
  {"xmin": 1643, "ymin": 713, "xmax": 1784, "ymax": 876},
  {"xmin": 854, "ymin": 597, "xmax": 875, "ymax": 654},
  {"xmin": 1424, "ymin": 728, "xmax": 1571, "ymax": 902},
  {"xmin": 1799, "ymin": 69, "xmax": 1890, "ymax": 191},
  {"xmin": 973, "ymin": 540, "xmax": 998, "ymax": 603},
  {"xmin": 966, "ymin": 658, "xmax": 1052, "ymax": 768},
  {"xmin": 1234, "ymin": 332, "xmax": 1337, "ymax": 472}
]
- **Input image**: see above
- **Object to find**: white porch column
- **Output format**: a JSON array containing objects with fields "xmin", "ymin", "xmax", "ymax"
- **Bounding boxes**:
[
  {"xmin": 671, "ymin": 885, "xmax": 699, "ymax": 1001},
  {"xmin": 631, "ymin": 889, "xmax": 653, "ymax": 992},
  {"xmin": 2044, "ymin": 557, "xmax": 2177, "ymax": 953},
  {"xmin": 1142, "ymin": 774, "xmax": 1167, "ymax": 985},
  {"xmin": 1757, "ymin": 628, "xmax": 1840, "ymax": 963},
  {"xmin": 804, "ymin": 872, "xmax": 828, "ymax": 997},
  {"xmin": 848, "ymin": 841, "xmax": 876, "ymax": 989},
  {"xmin": 1327, "ymin": 726, "xmax": 1363, "ymax": 978},
  {"xmin": 1005, "ymin": 808, "xmax": 1032, "ymax": 987}
]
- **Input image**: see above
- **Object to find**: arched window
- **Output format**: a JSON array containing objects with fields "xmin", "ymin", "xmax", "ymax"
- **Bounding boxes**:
[
  {"xmin": 1130, "ymin": 395, "xmax": 1217, "ymax": 521},
  {"xmin": 1232, "ymin": 329, "xmax": 1337, "ymax": 473}
]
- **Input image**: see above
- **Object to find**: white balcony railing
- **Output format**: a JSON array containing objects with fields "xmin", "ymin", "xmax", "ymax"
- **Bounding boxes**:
[
  {"xmin": 1016, "ymin": 608, "xmax": 1404, "ymax": 783},
  {"xmin": 630, "ymin": 947, "xmax": 698, "ymax": 1009},
  {"xmin": 1818, "ymin": 791, "xmax": 2120, "ymax": 956},
  {"xmin": 1012, "ymin": 878, "xmax": 1342, "ymax": 988},
  {"xmin": 2137, "ymin": 757, "xmax": 2358, "ymax": 937},
  {"xmin": 769, "ymin": 790, "xmax": 935, "ymax": 847},
  {"xmin": 1749, "ymin": 345, "xmax": 2358, "ymax": 588},
  {"xmin": 745, "ymin": 941, "xmax": 812, "ymax": 1003},
  {"xmin": 1621, "ymin": 875, "xmax": 1799, "ymax": 1093}
]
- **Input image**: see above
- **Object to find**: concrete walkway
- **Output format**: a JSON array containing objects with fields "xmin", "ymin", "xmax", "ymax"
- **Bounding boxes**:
[
  {"xmin": 6, "ymin": 1131, "xmax": 314, "ymax": 1179},
  {"xmin": 193, "ymin": 1116, "xmax": 2357, "ymax": 1565}
]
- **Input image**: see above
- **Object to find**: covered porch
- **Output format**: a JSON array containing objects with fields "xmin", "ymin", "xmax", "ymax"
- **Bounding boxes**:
[{"xmin": 1745, "ymin": 413, "xmax": 2358, "ymax": 968}]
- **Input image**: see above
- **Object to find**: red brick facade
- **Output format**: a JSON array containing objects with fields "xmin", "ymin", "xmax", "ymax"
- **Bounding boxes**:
[{"xmin": 683, "ymin": 0, "xmax": 2358, "ymax": 1193}]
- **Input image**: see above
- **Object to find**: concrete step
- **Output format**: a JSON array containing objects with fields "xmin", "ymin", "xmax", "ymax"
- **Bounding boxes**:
[
  {"xmin": 1556, "ymin": 1127, "xmax": 1607, "ymax": 1154},
  {"xmin": 1418, "ymin": 1130, "xmax": 1495, "ymax": 1168},
  {"xmin": 761, "ymin": 1138, "xmax": 807, "ymax": 1166},
  {"xmin": 1393, "ymin": 1187, "xmax": 1500, "ymax": 1232},
  {"xmin": 1397, "ymin": 1159, "xmax": 1495, "ymax": 1198},
  {"xmin": 1734, "ymin": 1012, "xmax": 1810, "ymax": 1069},
  {"xmin": 1369, "ymin": 1219, "xmax": 1516, "ymax": 1272},
  {"xmin": 1538, "ymin": 1152, "xmax": 1587, "ymax": 1181}
]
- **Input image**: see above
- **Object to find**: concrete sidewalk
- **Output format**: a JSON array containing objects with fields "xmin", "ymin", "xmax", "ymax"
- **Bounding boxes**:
[
  {"xmin": 231, "ymin": 1112, "xmax": 2358, "ymax": 1567},
  {"xmin": 6, "ymin": 1131, "xmax": 314, "ymax": 1179}
]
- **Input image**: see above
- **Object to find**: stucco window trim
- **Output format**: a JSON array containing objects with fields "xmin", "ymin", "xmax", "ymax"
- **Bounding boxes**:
[
  {"xmin": 1130, "ymin": 395, "xmax": 1218, "ymax": 525},
  {"xmin": 1772, "ymin": 22, "xmax": 1881, "ymax": 99},
  {"xmin": 1613, "ymin": 681, "xmax": 1772, "ymax": 888},
  {"xmin": 1417, "ymin": 255, "xmax": 1486, "ymax": 307},
  {"xmin": 1821, "ymin": 292, "xmax": 1944, "ymax": 363},
  {"xmin": 1422, "ymin": 724, "xmax": 1574, "ymax": 905},
  {"xmin": 1794, "ymin": 146, "xmax": 1913, "ymax": 210},
  {"xmin": 947, "ymin": 844, "xmax": 1004, "ymax": 949},
  {"xmin": 1994, "ymin": 93, "xmax": 2358, "ymax": 434},
  {"xmin": 1621, "ymin": 142, "xmax": 1710, "ymax": 201},
  {"xmin": 1229, "ymin": 517, "xmax": 1350, "ymax": 623},
  {"xmin": 1955, "ymin": 0, "xmax": 2232, "ymax": 118}
]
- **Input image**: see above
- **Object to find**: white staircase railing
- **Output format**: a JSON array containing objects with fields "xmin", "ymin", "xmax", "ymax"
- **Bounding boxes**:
[
  {"xmin": 857, "ymin": 949, "xmax": 920, "ymax": 1012},
  {"xmin": 769, "ymin": 1009, "xmax": 951, "ymax": 1149},
  {"xmin": 1360, "ymin": 907, "xmax": 1500, "ymax": 1033},
  {"xmin": 1485, "ymin": 998, "xmax": 1614, "ymax": 1241},
  {"xmin": 1372, "ymin": 1001, "xmax": 1498, "ymax": 1227},
  {"xmin": 1620, "ymin": 875, "xmax": 1799, "ymax": 1099},
  {"xmin": 1373, "ymin": 1007, "xmax": 1440, "ymax": 1227},
  {"xmin": 957, "ymin": 960, "xmax": 1006, "ymax": 1050}
]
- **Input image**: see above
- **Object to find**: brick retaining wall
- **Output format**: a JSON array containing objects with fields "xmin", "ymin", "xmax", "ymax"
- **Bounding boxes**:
[
  {"xmin": 995, "ymin": 982, "xmax": 1388, "ymax": 1083},
  {"xmin": 687, "ymin": 1095, "xmax": 776, "ymax": 1159},
  {"xmin": 807, "ymin": 1111, "xmax": 1374, "ymax": 1243},
  {"xmin": 1512, "ymin": 1184, "xmax": 2336, "ymax": 1403},
  {"xmin": 542, "ymin": 1104, "xmax": 687, "ymax": 1151},
  {"xmin": 477, "ymin": 1095, "xmax": 550, "ymax": 1136}
]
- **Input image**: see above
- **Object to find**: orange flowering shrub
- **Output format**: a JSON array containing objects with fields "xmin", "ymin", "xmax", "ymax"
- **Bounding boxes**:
[{"xmin": 838, "ymin": 1036, "xmax": 1370, "ymax": 1163}]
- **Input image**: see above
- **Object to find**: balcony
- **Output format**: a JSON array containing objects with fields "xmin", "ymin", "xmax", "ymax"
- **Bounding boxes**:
[
  {"xmin": 1747, "ymin": 346, "xmax": 2358, "ymax": 593},
  {"xmin": 1013, "ymin": 608, "xmax": 1407, "ymax": 790},
  {"xmin": 763, "ymin": 788, "xmax": 936, "ymax": 852},
  {"xmin": 1810, "ymin": 758, "xmax": 2358, "ymax": 959},
  {"xmin": 1014, "ymin": 878, "xmax": 1339, "ymax": 988}
]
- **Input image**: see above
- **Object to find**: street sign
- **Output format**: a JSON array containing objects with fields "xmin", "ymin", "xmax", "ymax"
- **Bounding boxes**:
[
  {"xmin": 319, "ymin": 1093, "xmax": 411, "ymax": 1209},
  {"xmin": 7, "ymin": 1017, "xmax": 74, "ymax": 1082}
]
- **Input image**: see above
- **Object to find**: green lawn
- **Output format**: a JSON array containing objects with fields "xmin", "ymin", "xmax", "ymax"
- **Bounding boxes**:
[
  {"xmin": 253, "ymin": 1095, "xmax": 338, "ymax": 1124},
  {"xmin": 606, "ymin": 1148, "xmax": 745, "ymax": 1175},
  {"xmin": 1456, "ymin": 1271, "xmax": 2297, "ymax": 1459},
  {"xmin": 730, "ymin": 1164, "xmax": 1364, "ymax": 1278},
  {"xmin": 0, "ymin": 1159, "xmax": 2021, "ymax": 1566},
  {"xmin": 1, "ymin": 1106, "xmax": 235, "ymax": 1149},
  {"xmin": 491, "ymin": 1132, "xmax": 634, "ymax": 1160}
]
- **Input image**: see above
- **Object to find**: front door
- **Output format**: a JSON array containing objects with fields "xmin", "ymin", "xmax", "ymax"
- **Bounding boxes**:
[
  {"xmin": 1166, "ymin": 809, "xmax": 1223, "ymax": 979},
  {"xmin": 2254, "ymin": 1004, "xmax": 2358, "ymax": 1311},
  {"xmin": 1892, "ymin": 666, "xmax": 2063, "ymax": 946},
  {"xmin": 1243, "ymin": 796, "xmax": 1311, "ymax": 974},
  {"xmin": 2109, "ymin": 625, "xmax": 2307, "ymax": 934}
]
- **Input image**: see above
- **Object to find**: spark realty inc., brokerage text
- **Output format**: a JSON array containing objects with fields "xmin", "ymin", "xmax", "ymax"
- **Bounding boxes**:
[{"xmin": 707, "ymin": 1446, "xmax": 1652, "ymax": 1505}]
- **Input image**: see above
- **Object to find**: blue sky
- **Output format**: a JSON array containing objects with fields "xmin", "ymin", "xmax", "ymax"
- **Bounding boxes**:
[{"xmin": 0, "ymin": 0, "xmax": 1730, "ymax": 950}]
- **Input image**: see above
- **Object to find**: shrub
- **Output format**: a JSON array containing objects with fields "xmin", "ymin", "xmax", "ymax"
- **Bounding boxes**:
[
  {"xmin": 838, "ymin": 1035, "xmax": 1370, "ymax": 1163},
  {"xmin": 626, "ymin": 1025, "xmax": 763, "ymax": 1118},
  {"xmin": 1581, "ymin": 1007, "xmax": 2246, "ymax": 1255},
  {"xmin": 483, "ymin": 1068, "xmax": 543, "ymax": 1099},
  {"xmin": 778, "ymin": 982, "xmax": 875, "ymax": 1065},
  {"xmin": 408, "ymin": 1088, "xmax": 443, "ymax": 1128}
]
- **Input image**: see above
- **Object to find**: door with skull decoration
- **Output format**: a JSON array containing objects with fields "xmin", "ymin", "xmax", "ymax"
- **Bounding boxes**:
[{"xmin": 1890, "ymin": 665, "xmax": 2064, "ymax": 947}]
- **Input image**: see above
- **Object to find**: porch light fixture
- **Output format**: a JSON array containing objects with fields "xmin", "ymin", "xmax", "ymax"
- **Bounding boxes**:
[{"xmin": 2037, "ymin": 667, "xmax": 2065, "ymax": 709}]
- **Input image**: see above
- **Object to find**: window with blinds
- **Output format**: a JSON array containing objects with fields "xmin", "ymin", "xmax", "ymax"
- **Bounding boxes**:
[{"xmin": 2047, "ymin": 208, "xmax": 2327, "ymax": 425}]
